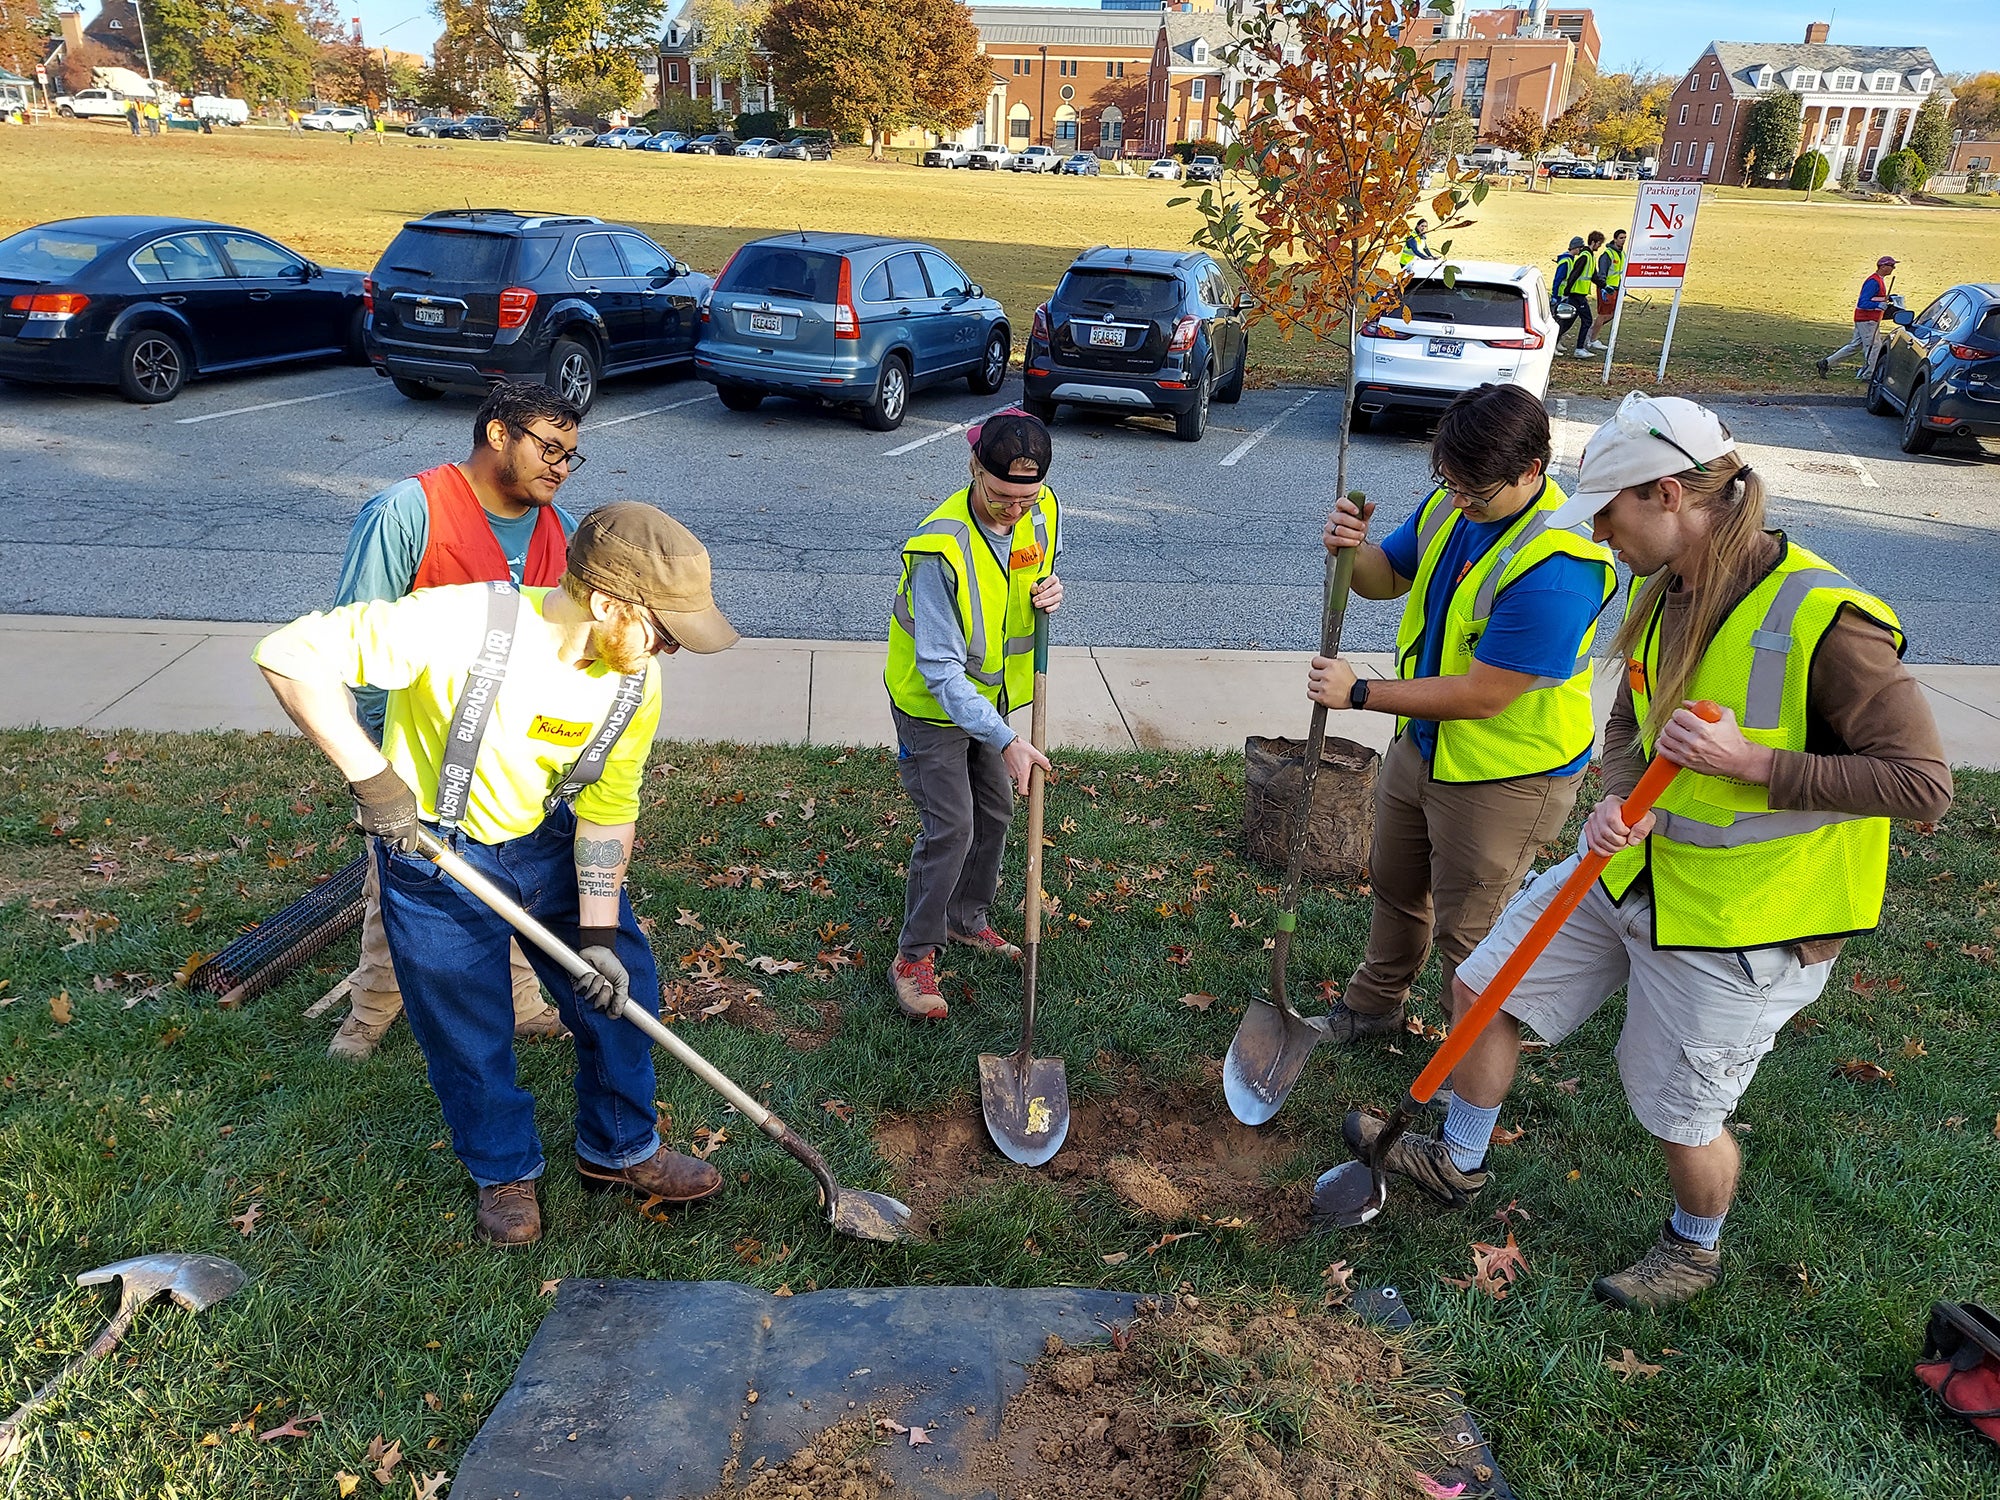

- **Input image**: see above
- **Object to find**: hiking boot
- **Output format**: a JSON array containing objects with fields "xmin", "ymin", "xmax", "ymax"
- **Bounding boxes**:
[
  {"xmin": 576, "ymin": 1148, "xmax": 723, "ymax": 1205},
  {"xmin": 1593, "ymin": 1222, "xmax": 1723, "ymax": 1310},
  {"xmin": 1815, "ymin": 356, "xmax": 1831, "ymax": 378},
  {"xmin": 1340, "ymin": 1110, "xmax": 1488, "ymax": 1209},
  {"xmin": 476, "ymin": 1180, "xmax": 542, "ymax": 1247},
  {"xmin": 1318, "ymin": 1000, "xmax": 1406, "ymax": 1047},
  {"xmin": 326, "ymin": 1008, "xmax": 396, "ymax": 1061},
  {"xmin": 513, "ymin": 1003, "xmax": 572, "ymax": 1042},
  {"xmin": 891, "ymin": 953, "xmax": 949, "ymax": 1020},
  {"xmin": 949, "ymin": 926, "xmax": 1022, "ymax": 962}
]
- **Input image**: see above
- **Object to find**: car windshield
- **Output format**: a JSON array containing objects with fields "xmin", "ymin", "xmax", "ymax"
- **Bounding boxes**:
[
  {"xmin": 0, "ymin": 225, "xmax": 120, "ymax": 280},
  {"xmin": 1389, "ymin": 281, "xmax": 1528, "ymax": 328},
  {"xmin": 718, "ymin": 244, "xmax": 844, "ymax": 302},
  {"xmin": 1057, "ymin": 269, "xmax": 1182, "ymax": 319},
  {"xmin": 378, "ymin": 226, "xmax": 514, "ymax": 283}
]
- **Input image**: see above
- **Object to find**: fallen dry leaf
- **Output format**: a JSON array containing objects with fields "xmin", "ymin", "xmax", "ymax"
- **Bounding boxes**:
[
  {"xmin": 368, "ymin": 1434, "xmax": 404, "ymax": 1485},
  {"xmin": 1901, "ymin": 1037, "xmax": 1928, "ymax": 1059},
  {"xmin": 822, "ymin": 1099, "xmax": 855, "ymax": 1122},
  {"xmin": 675, "ymin": 908, "xmax": 704, "ymax": 930},
  {"xmin": 539, "ymin": 1279, "xmax": 561, "ymax": 1296},
  {"xmin": 907, "ymin": 1426, "xmax": 932, "ymax": 1448},
  {"xmin": 1942, "ymin": 1115, "xmax": 1967, "ymax": 1130},
  {"xmin": 230, "ymin": 1203, "xmax": 262, "ymax": 1237},
  {"xmin": 257, "ymin": 1412, "xmax": 323, "ymax": 1441},
  {"xmin": 1488, "ymin": 1123, "xmax": 1526, "ymax": 1146},
  {"xmin": 1177, "ymin": 992, "xmax": 1215, "ymax": 1011},
  {"xmin": 747, "ymin": 955, "xmax": 805, "ymax": 975},
  {"xmin": 1320, "ymin": 1260, "xmax": 1356, "ymax": 1307},
  {"xmin": 1834, "ymin": 1058, "xmax": 1894, "ymax": 1084},
  {"xmin": 1553, "ymin": 1076, "xmax": 1581, "ymax": 1096},
  {"xmin": 1961, "ymin": 944, "xmax": 1996, "ymax": 965},
  {"xmin": 874, "ymin": 1417, "xmax": 907, "ymax": 1436},
  {"xmin": 1472, "ymin": 1232, "xmax": 1530, "ymax": 1283},
  {"xmin": 333, "ymin": 1473, "xmax": 361, "ymax": 1498},
  {"xmin": 1163, "ymin": 945, "xmax": 1192, "ymax": 968},
  {"xmin": 712, "ymin": 935, "xmax": 746, "ymax": 962},
  {"xmin": 411, "ymin": 1473, "xmax": 450, "ymax": 1499},
  {"xmin": 1142, "ymin": 1231, "xmax": 1200, "ymax": 1256},
  {"xmin": 1604, "ymin": 1348, "xmax": 1663, "ymax": 1382},
  {"xmin": 1492, "ymin": 1199, "xmax": 1533, "ymax": 1226},
  {"xmin": 422, "ymin": 1392, "xmax": 442, "ymax": 1412},
  {"xmin": 49, "ymin": 990, "xmax": 72, "ymax": 1025},
  {"xmin": 691, "ymin": 1127, "xmax": 730, "ymax": 1161},
  {"xmin": 1100, "ymin": 1252, "xmax": 1129, "ymax": 1266}
]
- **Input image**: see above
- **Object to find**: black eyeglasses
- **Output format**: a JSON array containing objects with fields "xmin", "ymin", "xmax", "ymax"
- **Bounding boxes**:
[
  {"xmin": 1431, "ymin": 471, "xmax": 1511, "ymax": 506},
  {"xmin": 510, "ymin": 423, "xmax": 586, "ymax": 471}
]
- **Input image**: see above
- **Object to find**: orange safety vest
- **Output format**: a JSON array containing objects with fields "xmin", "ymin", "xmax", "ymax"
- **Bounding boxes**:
[{"xmin": 410, "ymin": 463, "xmax": 567, "ymax": 590}]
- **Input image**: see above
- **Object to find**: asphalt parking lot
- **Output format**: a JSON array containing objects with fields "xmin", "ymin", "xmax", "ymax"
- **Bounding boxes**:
[{"xmin": 2, "ymin": 363, "xmax": 1996, "ymax": 661}]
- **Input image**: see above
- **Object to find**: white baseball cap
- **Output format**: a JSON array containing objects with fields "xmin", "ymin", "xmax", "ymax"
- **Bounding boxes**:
[{"xmin": 1547, "ymin": 392, "xmax": 1739, "ymax": 530}]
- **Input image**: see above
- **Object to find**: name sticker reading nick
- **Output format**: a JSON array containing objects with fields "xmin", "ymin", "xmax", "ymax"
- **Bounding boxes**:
[
  {"xmin": 528, "ymin": 715, "xmax": 592, "ymax": 748},
  {"xmin": 1009, "ymin": 544, "xmax": 1043, "ymax": 570}
]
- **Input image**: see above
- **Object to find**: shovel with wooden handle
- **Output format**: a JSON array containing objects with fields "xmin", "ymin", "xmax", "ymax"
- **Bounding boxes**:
[
  {"xmin": 408, "ymin": 827, "xmax": 917, "ymax": 1245},
  {"xmin": 1312, "ymin": 702, "xmax": 1722, "ymax": 1229},
  {"xmin": 980, "ymin": 607, "xmax": 1070, "ymax": 1166},
  {"xmin": 1, "ymin": 1253, "xmax": 246, "ymax": 1463},
  {"xmin": 1222, "ymin": 492, "xmax": 1364, "ymax": 1127}
]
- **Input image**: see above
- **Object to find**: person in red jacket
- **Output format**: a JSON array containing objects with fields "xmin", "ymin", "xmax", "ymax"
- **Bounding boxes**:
[
  {"xmin": 1818, "ymin": 255, "xmax": 1897, "ymax": 380},
  {"xmin": 323, "ymin": 381, "xmax": 587, "ymax": 1060}
]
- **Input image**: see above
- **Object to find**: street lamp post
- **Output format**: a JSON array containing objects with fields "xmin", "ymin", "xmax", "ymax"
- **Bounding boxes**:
[
  {"xmin": 370, "ymin": 13, "xmax": 426, "ymax": 118},
  {"xmin": 131, "ymin": 0, "xmax": 157, "ymax": 99},
  {"xmin": 1038, "ymin": 45, "xmax": 1048, "ymax": 146}
]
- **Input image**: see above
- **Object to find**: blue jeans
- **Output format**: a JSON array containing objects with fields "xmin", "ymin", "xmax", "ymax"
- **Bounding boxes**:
[{"xmin": 376, "ymin": 805, "xmax": 660, "ymax": 1187}]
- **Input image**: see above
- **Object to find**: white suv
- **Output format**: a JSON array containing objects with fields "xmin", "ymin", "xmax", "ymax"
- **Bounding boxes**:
[
  {"xmin": 1351, "ymin": 259, "xmax": 1557, "ymax": 428},
  {"xmin": 301, "ymin": 106, "xmax": 369, "ymax": 131}
]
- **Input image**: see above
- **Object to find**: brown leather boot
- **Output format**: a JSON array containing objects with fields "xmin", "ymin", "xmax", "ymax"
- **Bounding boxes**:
[
  {"xmin": 576, "ymin": 1147, "xmax": 723, "ymax": 1205},
  {"xmin": 512, "ymin": 1003, "xmax": 572, "ymax": 1041},
  {"xmin": 327, "ymin": 988, "xmax": 403, "ymax": 1061},
  {"xmin": 475, "ymin": 1180, "xmax": 543, "ymax": 1247}
]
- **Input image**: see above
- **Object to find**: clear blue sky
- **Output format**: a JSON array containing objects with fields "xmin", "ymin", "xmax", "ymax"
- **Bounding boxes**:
[{"xmin": 342, "ymin": 0, "xmax": 2000, "ymax": 74}]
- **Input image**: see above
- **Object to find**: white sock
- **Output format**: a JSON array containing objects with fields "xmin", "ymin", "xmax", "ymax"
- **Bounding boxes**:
[
  {"xmin": 1669, "ymin": 1203, "xmax": 1726, "ymax": 1249},
  {"xmin": 1441, "ymin": 1096, "xmax": 1501, "ymax": 1173}
]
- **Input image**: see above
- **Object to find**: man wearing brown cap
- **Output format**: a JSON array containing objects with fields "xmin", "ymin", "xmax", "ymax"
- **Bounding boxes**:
[
  {"xmin": 253, "ymin": 502, "xmax": 739, "ymax": 1247},
  {"xmin": 1818, "ymin": 255, "xmax": 1898, "ymax": 380},
  {"xmin": 883, "ymin": 410, "xmax": 1063, "ymax": 1019}
]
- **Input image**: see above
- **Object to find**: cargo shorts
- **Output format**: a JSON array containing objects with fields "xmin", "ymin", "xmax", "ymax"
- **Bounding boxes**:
[{"xmin": 1456, "ymin": 852, "xmax": 1833, "ymax": 1148}]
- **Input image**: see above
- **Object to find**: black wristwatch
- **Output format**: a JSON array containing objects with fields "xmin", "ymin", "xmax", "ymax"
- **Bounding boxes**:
[{"xmin": 1349, "ymin": 678, "xmax": 1371, "ymax": 711}]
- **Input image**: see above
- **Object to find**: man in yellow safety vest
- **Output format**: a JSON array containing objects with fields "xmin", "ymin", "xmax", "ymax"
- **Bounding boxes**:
[{"xmin": 1336, "ymin": 392, "xmax": 1952, "ymax": 1309}]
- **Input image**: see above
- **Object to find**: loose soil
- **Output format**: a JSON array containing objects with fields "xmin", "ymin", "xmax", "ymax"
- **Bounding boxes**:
[
  {"xmin": 701, "ymin": 1417, "xmax": 896, "ymax": 1499},
  {"xmin": 663, "ymin": 978, "xmax": 843, "ymax": 1053},
  {"xmin": 873, "ymin": 1067, "xmax": 1309, "ymax": 1240}
]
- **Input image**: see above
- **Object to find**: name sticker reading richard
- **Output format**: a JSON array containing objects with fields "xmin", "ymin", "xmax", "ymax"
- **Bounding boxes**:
[{"xmin": 528, "ymin": 715, "xmax": 592, "ymax": 748}]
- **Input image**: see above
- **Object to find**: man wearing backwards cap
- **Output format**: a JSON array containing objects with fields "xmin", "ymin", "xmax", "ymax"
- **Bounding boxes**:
[
  {"xmin": 1336, "ymin": 392, "xmax": 1951, "ymax": 1310},
  {"xmin": 1818, "ymin": 255, "xmax": 1898, "ymax": 381},
  {"xmin": 253, "ymin": 502, "xmax": 741, "ymax": 1248},
  {"xmin": 883, "ymin": 410, "xmax": 1064, "ymax": 1020}
]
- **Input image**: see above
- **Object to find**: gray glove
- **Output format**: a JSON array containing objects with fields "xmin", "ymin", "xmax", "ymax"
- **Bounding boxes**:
[
  {"xmin": 351, "ymin": 766, "xmax": 423, "ymax": 853},
  {"xmin": 575, "ymin": 926, "xmax": 630, "ymax": 1018}
]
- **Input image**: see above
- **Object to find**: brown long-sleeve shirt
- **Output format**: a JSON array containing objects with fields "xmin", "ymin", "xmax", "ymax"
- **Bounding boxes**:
[{"xmin": 1601, "ymin": 532, "xmax": 1954, "ymax": 964}]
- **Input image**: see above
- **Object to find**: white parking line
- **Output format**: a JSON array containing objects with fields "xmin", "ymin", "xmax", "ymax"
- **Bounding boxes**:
[
  {"xmin": 1217, "ymin": 389, "xmax": 1317, "ymax": 468},
  {"xmin": 582, "ymin": 393, "xmax": 713, "ymax": 430},
  {"xmin": 173, "ymin": 384, "xmax": 378, "ymax": 425},
  {"xmin": 1550, "ymin": 397, "xmax": 1569, "ymax": 475},
  {"xmin": 1801, "ymin": 406, "xmax": 1880, "ymax": 489},
  {"xmin": 882, "ymin": 404, "xmax": 1015, "ymax": 458}
]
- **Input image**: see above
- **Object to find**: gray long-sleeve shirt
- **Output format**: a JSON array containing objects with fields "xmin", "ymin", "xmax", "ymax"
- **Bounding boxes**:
[{"xmin": 908, "ymin": 514, "xmax": 1059, "ymax": 750}]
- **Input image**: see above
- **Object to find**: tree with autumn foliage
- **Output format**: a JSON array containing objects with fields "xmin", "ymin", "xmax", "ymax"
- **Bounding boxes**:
[
  {"xmin": 1178, "ymin": 0, "xmax": 1484, "ymax": 502},
  {"xmin": 0, "ymin": 0, "xmax": 57, "ymax": 80},
  {"xmin": 1489, "ymin": 89, "xmax": 1593, "ymax": 188},
  {"xmin": 761, "ymin": 0, "xmax": 988, "ymax": 159}
]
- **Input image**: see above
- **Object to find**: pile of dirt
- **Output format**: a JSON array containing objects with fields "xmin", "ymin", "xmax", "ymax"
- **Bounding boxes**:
[
  {"xmin": 662, "ymin": 978, "xmax": 842, "ymax": 1053},
  {"xmin": 873, "ymin": 1068, "xmax": 1308, "ymax": 1240},
  {"xmin": 703, "ymin": 1417, "xmax": 895, "ymax": 1498},
  {"xmin": 975, "ymin": 1299, "xmax": 1450, "ymax": 1500}
]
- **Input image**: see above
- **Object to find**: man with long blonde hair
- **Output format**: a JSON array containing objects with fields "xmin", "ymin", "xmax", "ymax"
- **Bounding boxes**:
[{"xmin": 1335, "ymin": 392, "xmax": 1952, "ymax": 1309}]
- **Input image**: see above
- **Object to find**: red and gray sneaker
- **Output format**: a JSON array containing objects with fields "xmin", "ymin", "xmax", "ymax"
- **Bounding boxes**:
[
  {"xmin": 891, "ymin": 953, "xmax": 949, "ymax": 1020},
  {"xmin": 949, "ymin": 925, "xmax": 1022, "ymax": 962}
]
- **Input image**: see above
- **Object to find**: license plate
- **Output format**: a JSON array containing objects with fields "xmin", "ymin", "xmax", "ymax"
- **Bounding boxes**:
[
  {"xmin": 748, "ymin": 311, "xmax": 784, "ymax": 336},
  {"xmin": 1427, "ymin": 338, "xmax": 1463, "ymax": 358},
  {"xmin": 1088, "ymin": 325, "xmax": 1126, "ymax": 348},
  {"xmin": 412, "ymin": 305, "xmax": 445, "ymax": 326}
]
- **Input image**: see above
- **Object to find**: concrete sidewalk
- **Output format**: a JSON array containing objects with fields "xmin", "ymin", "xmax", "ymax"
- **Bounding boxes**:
[{"xmin": 3, "ymin": 615, "xmax": 1997, "ymax": 769}]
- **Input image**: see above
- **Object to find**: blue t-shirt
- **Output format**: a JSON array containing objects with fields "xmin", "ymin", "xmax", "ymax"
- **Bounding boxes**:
[{"xmin": 1379, "ymin": 494, "xmax": 1612, "ymax": 777}]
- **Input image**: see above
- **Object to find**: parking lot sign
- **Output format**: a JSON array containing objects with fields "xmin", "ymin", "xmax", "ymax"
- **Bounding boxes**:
[{"xmin": 1603, "ymin": 182, "xmax": 1705, "ymax": 383}]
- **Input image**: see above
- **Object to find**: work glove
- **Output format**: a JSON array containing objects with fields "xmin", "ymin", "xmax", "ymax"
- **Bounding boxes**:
[
  {"xmin": 575, "ymin": 926, "xmax": 630, "ymax": 1019},
  {"xmin": 350, "ymin": 767, "xmax": 423, "ymax": 853}
]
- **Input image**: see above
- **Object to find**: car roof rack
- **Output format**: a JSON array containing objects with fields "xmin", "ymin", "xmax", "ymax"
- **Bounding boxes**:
[{"xmin": 417, "ymin": 210, "xmax": 602, "ymax": 228}]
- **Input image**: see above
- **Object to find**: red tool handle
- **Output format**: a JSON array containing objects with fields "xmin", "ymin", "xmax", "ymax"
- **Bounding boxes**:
[{"xmin": 1407, "ymin": 699, "xmax": 1723, "ymax": 1105}]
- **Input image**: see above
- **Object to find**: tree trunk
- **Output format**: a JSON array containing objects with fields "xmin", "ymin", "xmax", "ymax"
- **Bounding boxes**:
[{"xmin": 870, "ymin": 117, "xmax": 884, "ymax": 159}]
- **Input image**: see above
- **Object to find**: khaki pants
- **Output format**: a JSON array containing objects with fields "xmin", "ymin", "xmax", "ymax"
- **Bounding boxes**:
[
  {"xmin": 346, "ymin": 841, "xmax": 548, "ymax": 1028},
  {"xmin": 1825, "ymin": 319, "xmax": 1882, "ymax": 377},
  {"xmin": 1342, "ymin": 732, "xmax": 1582, "ymax": 1018}
]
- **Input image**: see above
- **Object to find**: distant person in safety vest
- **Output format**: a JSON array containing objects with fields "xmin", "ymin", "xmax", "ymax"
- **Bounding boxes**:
[
  {"xmin": 322, "ymin": 381, "xmax": 585, "ymax": 1061},
  {"xmin": 1818, "ymin": 255, "xmax": 1897, "ymax": 380},
  {"xmin": 1399, "ymin": 219, "xmax": 1433, "ymax": 266},
  {"xmin": 1597, "ymin": 228, "xmax": 1625, "ymax": 321},
  {"xmin": 883, "ymin": 410, "xmax": 1063, "ymax": 1020},
  {"xmin": 1336, "ymin": 392, "xmax": 1951, "ymax": 1311}
]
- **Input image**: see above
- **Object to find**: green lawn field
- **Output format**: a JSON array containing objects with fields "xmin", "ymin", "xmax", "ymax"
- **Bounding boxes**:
[
  {"xmin": 2, "ymin": 125, "xmax": 1994, "ymax": 395},
  {"xmin": 1, "ymin": 731, "xmax": 1997, "ymax": 1498}
]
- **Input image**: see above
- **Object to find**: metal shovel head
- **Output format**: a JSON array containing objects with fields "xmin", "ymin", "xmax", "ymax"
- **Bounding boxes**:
[
  {"xmin": 1222, "ymin": 999, "xmax": 1329, "ymax": 1127},
  {"xmin": 77, "ymin": 1252, "xmax": 246, "ymax": 1313},
  {"xmin": 1310, "ymin": 1160, "xmax": 1387, "ymax": 1229},
  {"xmin": 827, "ymin": 1186, "xmax": 919, "ymax": 1245},
  {"xmin": 978, "ymin": 1050, "xmax": 1071, "ymax": 1167}
]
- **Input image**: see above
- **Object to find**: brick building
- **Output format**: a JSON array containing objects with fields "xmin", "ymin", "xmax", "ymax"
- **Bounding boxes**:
[
  {"xmin": 1148, "ymin": 11, "xmax": 1240, "ymax": 150},
  {"xmin": 1411, "ymin": 1, "xmax": 1597, "ymax": 142},
  {"xmin": 1659, "ymin": 24, "xmax": 1941, "ymax": 185},
  {"xmin": 972, "ymin": 6, "xmax": 1159, "ymax": 155},
  {"xmin": 1950, "ymin": 136, "xmax": 1999, "ymax": 177}
]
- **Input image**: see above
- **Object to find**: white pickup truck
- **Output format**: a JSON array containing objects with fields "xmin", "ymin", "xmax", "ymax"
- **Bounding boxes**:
[
  {"xmin": 55, "ymin": 88, "xmax": 134, "ymax": 120},
  {"xmin": 192, "ymin": 94, "xmax": 250, "ymax": 125}
]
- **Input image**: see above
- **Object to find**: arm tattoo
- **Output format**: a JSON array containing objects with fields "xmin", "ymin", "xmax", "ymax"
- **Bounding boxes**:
[
  {"xmin": 575, "ymin": 836, "xmax": 625, "ymax": 867},
  {"xmin": 577, "ymin": 869, "xmax": 621, "ymax": 899}
]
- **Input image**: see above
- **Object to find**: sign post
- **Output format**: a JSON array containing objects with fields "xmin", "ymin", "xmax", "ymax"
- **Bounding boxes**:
[{"xmin": 1602, "ymin": 182, "xmax": 1704, "ymax": 385}]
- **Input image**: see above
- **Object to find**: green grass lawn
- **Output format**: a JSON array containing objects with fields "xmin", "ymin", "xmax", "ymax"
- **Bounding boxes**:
[
  {"xmin": 2, "ymin": 729, "xmax": 1997, "ymax": 1498},
  {"xmin": 2, "ymin": 126, "xmax": 1994, "ymax": 395}
]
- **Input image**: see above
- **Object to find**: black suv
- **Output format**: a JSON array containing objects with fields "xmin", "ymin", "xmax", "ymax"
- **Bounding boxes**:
[
  {"xmin": 364, "ymin": 209, "xmax": 714, "ymax": 413},
  {"xmin": 1023, "ymin": 246, "xmax": 1248, "ymax": 441},
  {"xmin": 438, "ymin": 115, "xmax": 509, "ymax": 141}
]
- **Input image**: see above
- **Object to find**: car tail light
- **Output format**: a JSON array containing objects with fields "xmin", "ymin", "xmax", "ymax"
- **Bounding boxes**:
[
  {"xmin": 703, "ymin": 248, "xmax": 742, "ymax": 323},
  {"xmin": 361, "ymin": 276, "xmax": 374, "ymax": 315},
  {"xmin": 1168, "ymin": 315, "xmax": 1200, "ymax": 353},
  {"xmin": 1031, "ymin": 302, "xmax": 1050, "ymax": 343},
  {"xmin": 835, "ymin": 258, "xmax": 859, "ymax": 339},
  {"xmin": 1358, "ymin": 318, "xmax": 1412, "ymax": 340},
  {"xmin": 10, "ymin": 292, "xmax": 90, "ymax": 316},
  {"xmin": 1949, "ymin": 342, "xmax": 1990, "ymax": 362},
  {"xmin": 497, "ymin": 287, "xmax": 536, "ymax": 330},
  {"xmin": 1487, "ymin": 302, "xmax": 1544, "ymax": 350}
]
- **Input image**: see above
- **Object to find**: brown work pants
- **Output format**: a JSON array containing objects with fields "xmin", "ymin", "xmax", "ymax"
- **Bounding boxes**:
[
  {"xmin": 1342, "ymin": 732, "xmax": 1582, "ymax": 1018},
  {"xmin": 346, "ymin": 840, "xmax": 547, "ymax": 1027}
]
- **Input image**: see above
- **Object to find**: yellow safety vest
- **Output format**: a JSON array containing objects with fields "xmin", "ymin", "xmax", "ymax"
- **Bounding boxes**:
[
  {"xmin": 1601, "ymin": 536, "xmax": 1903, "ymax": 950},
  {"xmin": 1392, "ymin": 479, "xmax": 1613, "ymax": 783},
  {"xmin": 885, "ymin": 485, "xmax": 1058, "ymax": 724},
  {"xmin": 1603, "ymin": 245, "xmax": 1624, "ymax": 290}
]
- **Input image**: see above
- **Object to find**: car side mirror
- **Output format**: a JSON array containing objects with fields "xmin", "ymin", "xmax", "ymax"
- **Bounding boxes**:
[
  {"xmin": 301, "ymin": 262, "xmax": 321, "ymax": 280},
  {"xmin": 1892, "ymin": 308, "xmax": 1915, "ymax": 327},
  {"xmin": 967, "ymin": 284, "xmax": 983, "ymax": 299},
  {"xmin": 1235, "ymin": 290, "xmax": 1257, "ymax": 310},
  {"xmin": 674, "ymin": 262, "xmax": 691, "ymax": 280}
]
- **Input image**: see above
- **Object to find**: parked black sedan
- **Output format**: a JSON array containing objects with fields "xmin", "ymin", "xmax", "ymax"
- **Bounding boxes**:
[
  {"xmin": 1868, "ymin": 283, "xmax": 2000, "ymax": 453},
  {"xmin": 0, "ymin": 216, "xmax": 366, "ymax": 403},
  {"xmin": 438, "ymin": 115, "xmax": 509, "ymax": 141},
  {"xmin": 677, "ymin": 134, "xmax": 737, "ymax": 155}
]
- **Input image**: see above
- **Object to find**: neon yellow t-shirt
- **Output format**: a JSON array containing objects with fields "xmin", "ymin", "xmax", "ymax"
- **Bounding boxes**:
[{"xmin": 254, "ymin": 585, "xmax": 661, "ymax": 845}]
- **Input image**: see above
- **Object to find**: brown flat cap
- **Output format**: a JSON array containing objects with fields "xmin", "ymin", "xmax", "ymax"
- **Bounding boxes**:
[{"xmin": 568, "ymin": 502, "xmax": 738, "ymax": 654}]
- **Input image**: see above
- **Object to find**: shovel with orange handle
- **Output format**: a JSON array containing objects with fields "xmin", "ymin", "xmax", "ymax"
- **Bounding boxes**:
[{"xmin": 1311, "ymin": 699, "xmax": 1722, "ymax": 1228}]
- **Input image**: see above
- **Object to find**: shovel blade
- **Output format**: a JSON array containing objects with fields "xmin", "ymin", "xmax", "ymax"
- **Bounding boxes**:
[
  {"xmin": 978, "ymin": 1051, "xmax": 1071, "ymax": 1167},
  {"xmin": 1310, "ymin": 1160, "xmax": 1387, "ymax": 1228},
  {"xmin": 829, "ymin": 1188, "xmax": 919, "ymax": 1245},
  {"xmin": 1222, "ymin": 999, "xmax": 1327, "ymax": 1126},
  {"xmin": 76, "ymin": 1252, "xmax": 246, "ymax": 1313}
]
